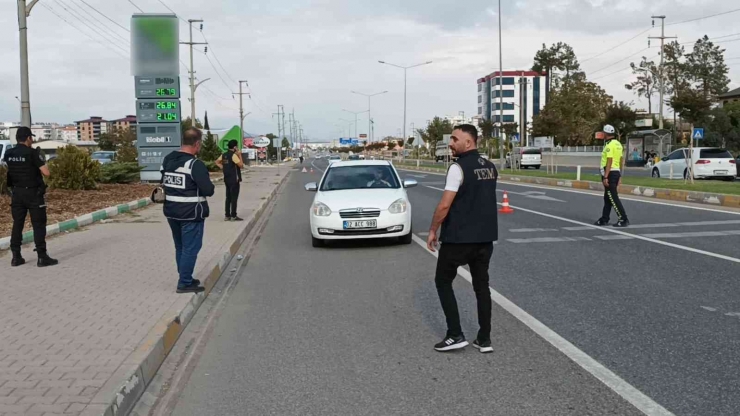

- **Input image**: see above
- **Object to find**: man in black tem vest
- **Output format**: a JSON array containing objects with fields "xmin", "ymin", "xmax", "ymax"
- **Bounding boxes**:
[{"xmin": 427, "ymin": 124, "xmax": 498, "ymax": 353}]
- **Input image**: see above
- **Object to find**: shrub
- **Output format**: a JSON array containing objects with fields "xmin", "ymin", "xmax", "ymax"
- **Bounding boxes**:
[
  {"xmin": 100, "ymin": 162, "xmax": 143, "ymax": 184},
  {"xmin": 48, "ymin": 145, "xmax": 100, "ymax": 190},
  {"xmin": 0, "ymin": 164, "xmax": 7, "ymax": 195},
  {"xmin": 117, "ymin": 142, "xmax": 138, "ymax": 163},
  {"xmin": 203, "ymin": 160, "xmax": 220, "ymax": 172}
]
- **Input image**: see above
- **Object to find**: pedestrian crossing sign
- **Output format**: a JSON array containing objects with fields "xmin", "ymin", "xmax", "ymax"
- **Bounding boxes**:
[{"xmin": 692, "ymin": 128, "xmax": 704, "ymax": 140}]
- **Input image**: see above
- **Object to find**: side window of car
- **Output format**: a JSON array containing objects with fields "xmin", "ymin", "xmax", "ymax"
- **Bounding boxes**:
[{"xmin": 669, "ymin": 151, "xmax": 682, "ymax": 160}]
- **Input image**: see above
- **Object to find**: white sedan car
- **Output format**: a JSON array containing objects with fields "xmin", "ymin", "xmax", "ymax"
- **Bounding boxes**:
[{"xmin": 305, "ymin": 160, "xmax": 417, "ymax": 247}]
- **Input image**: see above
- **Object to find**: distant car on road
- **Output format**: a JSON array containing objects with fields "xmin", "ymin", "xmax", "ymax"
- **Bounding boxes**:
[
  {"xmin": 652, "ymin": 147, "xmax": 736, "ymax": 181},
  {"xmin": 304, "ymin": 160, "xmax": 417, "ymax": 247},
  {"xmin": 328, "ymin": 155, "xmax": 341, "ymax": 162},
  {"xmin": 348, "ymin": 154, "xmax": 360, "ymax": 161},
  {"xmin": 506, "ymin": 147, "xmax": 542, "ymax": 169},
  {"xmin": 91, "ymin": 151, "xmax": 116, "ymax": 165}
]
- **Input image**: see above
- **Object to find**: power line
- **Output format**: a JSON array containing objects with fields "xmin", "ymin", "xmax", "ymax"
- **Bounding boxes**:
[
  {"xmin": 78, "ymin": 0, "xmax": 130, "ymax": 33},
  {"xmin": 582, "ymin": 27, "xmax": 652, "ymax": 64},
  {"xmin": 588, "ymin": 47, "xmax": 652, "ymax": 75},
  {"xmin": 199, "ymin": 31, "xmax": 238, "ymax": 85},
  {"xmin": 68, "ymin": 0, "xmax": 129, "ymax": 44},
  {"xmin": 203, "ymin": 53, "xmax": 233, "ymax": 92},
  {"xmin": 667, "ymin": 7, "xmax": 740, "ymax": 26},
  {"xmin": 127, "ymin": 0, "xmax": 144, "ymax": 13},
  {"xmin": 39, "ymin": 2, "xmax": 128, "ymax": 60},
  {"xmin": 52, "ymin": 0, "xmax": 128, "ymax": 54},
  {"xmin": 157, "ymin": 0, "xmax": 188, "ymax": 24},
  {"xmin": 680, "ymin": 32, "xmax": 740, "ymax": 45}
]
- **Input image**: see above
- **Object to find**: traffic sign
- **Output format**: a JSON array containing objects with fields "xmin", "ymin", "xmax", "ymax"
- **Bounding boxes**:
[
  {"xmin": 692, "ymin": 128, "xmax": 704, "ymax": 141},
  {"xmin": 253, "ymin": 137, "xmax": 270, "ymax": 148},
  {"xmin": 273, "ymin": 138, "xmax": 280, "ymax": 147},
  {"xmin": 511, "ymin": 133, "xmax": 520, "ymax": 143}
]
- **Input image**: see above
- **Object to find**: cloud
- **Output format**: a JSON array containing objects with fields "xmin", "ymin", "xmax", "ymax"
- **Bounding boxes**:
[{"xmin": 0, "ymin": 0, "xmax": 738, "ymax": 140}]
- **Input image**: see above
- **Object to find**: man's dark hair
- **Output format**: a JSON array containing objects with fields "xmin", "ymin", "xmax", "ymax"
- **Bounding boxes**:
[
  {"xmin": 228, "ymin": 139, "xmax": 238, "ymax": 150},
  {"xmin": 453, "ymin": 124, "xmax": 479, "ymax": 143},
  {"xmin": 182, "ymin": 127, "xmax": 203, "ymax": 146}
]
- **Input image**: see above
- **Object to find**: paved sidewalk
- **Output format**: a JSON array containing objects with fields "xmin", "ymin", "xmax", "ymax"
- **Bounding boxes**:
[{"xmin": 0, "ymin": 166, "xmax": 292, "ymax": 416}]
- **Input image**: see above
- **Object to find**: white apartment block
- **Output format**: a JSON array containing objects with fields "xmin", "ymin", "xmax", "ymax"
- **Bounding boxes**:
[{"xmin": 477, "ymin": 70, "xmax": 547, "ymax": 145}]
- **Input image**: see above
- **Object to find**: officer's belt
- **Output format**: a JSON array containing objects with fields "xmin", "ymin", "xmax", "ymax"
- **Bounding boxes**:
[{"xmin": 165, "ymin": 195, "xmax": 206, "ymax": 203}]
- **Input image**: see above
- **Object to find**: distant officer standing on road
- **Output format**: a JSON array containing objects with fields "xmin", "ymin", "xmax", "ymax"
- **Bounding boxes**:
[
  {"xmin": 4, "ymin": 127, "xmax": 58, "ymax": 267},
  {"xmin": 215, "ymin": 140, "xmax": 244, "ymax": 221},
  {"xmin": 595, "ymin": 125, "xmax": 629, "ymax": 228},
  {"xmin": 161, "ymin": 128, "xmax": 215, "ymax": 293},
  {"xmin": 427, "ymin": 124, "xmax": 498, "ymax": 354}
]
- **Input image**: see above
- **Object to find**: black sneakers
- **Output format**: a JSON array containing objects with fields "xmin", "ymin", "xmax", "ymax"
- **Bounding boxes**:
[
  {"xmin": 37, "ymin": 253, "xmax": 59, "ymax": 268},
  {"xmin": 11, "ymin": 252, "xmax": 25, "ymax": 267},
  {"xmin": 613, "ymin": 220, "xmax": 630, "ymax": 228},
  {"xmin": 232, "ymin": 216, "xmax": 244, "ymax": 222},
  {"xmin": 472, "ymin": 339, "xmax": 493, "ymax": 353},
  {"xmin": 176, "ymin": 283, "xmax": 205, "ymax": 294},
  {"xmin": 434, "ymin": 335, "xmax": 468, "ymax": 352},
  {"xmin": 594, "ymin": 219, "xmax": 609, "ymax": 226},
  {"xmin": 224, "ymin": 217, "xmax": 232, "ymax": 221}
]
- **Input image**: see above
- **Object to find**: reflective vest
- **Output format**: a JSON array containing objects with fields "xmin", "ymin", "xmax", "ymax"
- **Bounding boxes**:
[{"xmin": 161, "ymin": 153, "xmax": 210, "ymax": 221}]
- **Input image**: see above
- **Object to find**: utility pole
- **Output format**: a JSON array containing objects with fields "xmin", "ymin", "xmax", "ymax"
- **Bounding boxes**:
[
  {"xmin": 649, "ymin": 16, "xmax": 676, "ymax": 156},
  {"xmin": 17, "ymin": 0, "xmax": 41, "ymax": 127},
  {"xmin": 497, "ymin": 0, "xmax": 505, "ymax": 167},
  {"xmin": 234, "ymin": 80, "xmax": 250, "ymax": 145},
  {"xmin": 180, "ymin": 19, "xmax": 207, "ymax": 124}
]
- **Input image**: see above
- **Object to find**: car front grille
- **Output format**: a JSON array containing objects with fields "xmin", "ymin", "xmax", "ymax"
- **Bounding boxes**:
[{"xmin": 339, "ymin": 209, "xmax": 381, "ymax": 219}]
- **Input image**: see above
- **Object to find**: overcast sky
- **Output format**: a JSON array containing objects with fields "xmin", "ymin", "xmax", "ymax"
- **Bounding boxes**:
[{"xmin": 1, "ymin": 0, "xmax": 739, "ymax": 141}]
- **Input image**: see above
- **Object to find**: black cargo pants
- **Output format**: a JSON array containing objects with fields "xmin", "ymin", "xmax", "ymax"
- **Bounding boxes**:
[{"xmin": 10, "ymin": 187, "xmax": 47, "ymax": 253}]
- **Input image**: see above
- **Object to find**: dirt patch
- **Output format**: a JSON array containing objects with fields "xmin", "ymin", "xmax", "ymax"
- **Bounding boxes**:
[{"xmin": 0, "ymin": 184, "xmax": 155, "ymax": 237}]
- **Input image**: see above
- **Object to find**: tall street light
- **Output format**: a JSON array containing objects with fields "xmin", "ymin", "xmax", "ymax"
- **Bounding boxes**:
[
  {"xmin": 351, "ymin": 90, "xmax": 388, "ymax": 143},
  {"xmin": 342, "ymin": 109, "xmax": 368, "ymax": 140},
  {"xmin": 17, "ymin": 0, "xmax": 41, "ymax": 127},
  {"xmin": 378, "ymin": 60, "xmax": 432, "ymax": 157},
  {"xmin": 338, "ymin": 119, "xmax": 354, "ymax": 138}
]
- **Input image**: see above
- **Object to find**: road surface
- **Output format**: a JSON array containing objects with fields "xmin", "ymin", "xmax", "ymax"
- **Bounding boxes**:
[{"xmin": 156, "ymin": 158, "xmax": 740, "ymax": 416}]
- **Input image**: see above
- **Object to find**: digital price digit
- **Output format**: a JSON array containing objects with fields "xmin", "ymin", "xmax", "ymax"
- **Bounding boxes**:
[
  {"xmin": 156, "ymin": 88, "xmax": 177, "ymax": 96},
  {"xmin": 157, "ymin": 113, "xmax": 178, "ymax": 121}
]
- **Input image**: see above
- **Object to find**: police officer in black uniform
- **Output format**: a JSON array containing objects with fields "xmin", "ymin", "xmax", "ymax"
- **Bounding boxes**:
[
  {"xmin": 427, "ymin": 124, "xmax": 498, "ymax": 354},
  {"xmin": 215, "ymin": 139, "xmax": 244, "ymax": 221},
  {"xmin": 4, "ymin": 127, "xmax": 58, "ymax": 267}
]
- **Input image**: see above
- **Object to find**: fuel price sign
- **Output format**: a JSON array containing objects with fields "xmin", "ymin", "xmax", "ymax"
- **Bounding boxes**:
[{"xmin": 136, "ymin": 99, "xmax": 181, "ymax": 123}]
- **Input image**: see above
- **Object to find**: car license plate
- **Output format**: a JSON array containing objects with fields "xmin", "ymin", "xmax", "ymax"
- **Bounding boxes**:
[
  {"xmin": 343, "ymin": 220, "xmax": 377, "ymax": 229},
  {"xmin": 714, "ymin": 170, "xmax": 728, "ymax": 175}
]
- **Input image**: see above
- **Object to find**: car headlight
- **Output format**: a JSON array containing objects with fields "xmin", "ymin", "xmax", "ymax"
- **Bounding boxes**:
[
  {"xmin": 312, "ymin": 202, "xmax": 332, "ymax": 217},
  {"xmin": 388, "ymin": 198, "xmax": 407, "ymax": 214}
]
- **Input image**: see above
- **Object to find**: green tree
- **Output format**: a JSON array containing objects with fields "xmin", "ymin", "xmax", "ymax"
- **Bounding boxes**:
[
  {"xmin": 532, "ymin": 42, "xmax": 582, "ymax": 92},
  {"xmin": 419, "ymin": 117, "xmax": 453, "ymax": 151},
  {"xmin": 97, "ymin": 127, "xmax": 137, "ymax": 161},
  {"xmin": 603, "ymin": 101, "xmax": 637, "ymax": 141},
  {"xmin": 265, "ymin": 133, "xmax": 278, "ymax": 159},
  {"xmin": 181, "ymin": 117, "xmax": 203, "ymax": 131},
  {"xmin": 685, "ymin": 35, "xmax": 730, "ymax": 99},
  {"xmin": 281, "ymin": 137, "xmax": 291, "ymax": 150},
  {"xmin": 625, "ymin": 57, "xmax": 659, "ymax": 114},
  {"xmin": 203, "ymin": 111, "xmax": 210, "ymax": 131},
  {"xmin": 199, "ymin": 130, "xmax": 222, "ymax": 162}
]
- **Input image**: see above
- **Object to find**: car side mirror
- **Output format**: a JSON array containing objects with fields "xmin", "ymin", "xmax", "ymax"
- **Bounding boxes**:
[
  {"xmin": 403, "ymin": 179, "xmax": 418, "ymax": 188},
  {"xmin": 662, "ymin": 157, "xmax": 668, "ymax": 162},
  {"xmin": 304, "ymin": 182, "xmax": 318, "ymax": 192}
]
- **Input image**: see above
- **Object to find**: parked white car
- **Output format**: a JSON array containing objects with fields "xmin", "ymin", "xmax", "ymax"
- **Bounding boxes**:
[
  {"xmin": 506, "ymin": 147, "xmax": 542, "ymax": 169},
  {"xmin": 651, "ymin": 147, "xmax": 736, "ymax": 181},
  {"xmin": 0, "ymin": 140, "xmax": 12, "ymax": 166},
  {"xmin": 305, "ymin": 160, "xmax": 416, "ymax": 247}
]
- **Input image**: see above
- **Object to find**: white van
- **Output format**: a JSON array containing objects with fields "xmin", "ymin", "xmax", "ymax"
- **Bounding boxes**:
[
  {"xmin": 435, "ymin": 142, "xmax": 453, "ymax": 162},
  {"xmin": 0, "ymin": 140, "xmax": 13, "ymax": 166}
]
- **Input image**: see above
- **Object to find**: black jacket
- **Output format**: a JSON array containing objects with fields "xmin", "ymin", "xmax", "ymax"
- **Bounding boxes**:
[{"xmin": 160, "ymin": 151, "xmax": 215, "ymax": 221}]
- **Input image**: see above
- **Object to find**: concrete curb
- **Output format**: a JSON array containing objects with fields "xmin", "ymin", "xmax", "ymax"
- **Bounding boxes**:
[
  {"xmin": 0, "ymin": 171, "xmax": 244, "ymax": 251},
  {"xmin": 89, "ymin": 171, "xmax": 291, "ymax": 416},
  {"xmin": 397, "ymin": 165, "xmax": 740, "ymax": 209}
]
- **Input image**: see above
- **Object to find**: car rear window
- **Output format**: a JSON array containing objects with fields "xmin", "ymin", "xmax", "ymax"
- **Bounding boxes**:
[
  {"xmin": 699, "ymin": 149, "xmax": 733, "ymax": 159},
  {"xmin": 523, "ymin": 149, "xmax": 541, "ymax": 155}
]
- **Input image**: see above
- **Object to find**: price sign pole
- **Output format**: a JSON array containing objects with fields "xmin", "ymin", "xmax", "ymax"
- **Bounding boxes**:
[{"xmin": 131, "ymin": 14, "xmax": 181, "ymax": 182}]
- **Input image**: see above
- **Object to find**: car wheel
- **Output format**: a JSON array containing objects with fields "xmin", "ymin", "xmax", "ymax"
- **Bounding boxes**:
[
  {"xmin": 311, "ymin": 236, "xmax": 323, "ymax": 248},
  {"xmin": 399, "ymin": 231, "xmax": 413, "ymax": 245},
  {"xmin": 652, "ymin": 168, "xmax": 660, "ymax": 178},
  {"xmin": 535, "ymin": 165, "xmax": 541, "ymax": 170},
  {"xmin": 722, "ymin": 176, "xmax": 735, "ymax": 182}
]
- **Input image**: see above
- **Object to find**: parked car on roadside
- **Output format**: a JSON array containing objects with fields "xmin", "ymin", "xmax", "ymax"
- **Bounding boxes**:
[
  {"xmin": 0, "ymin": 140, "xmax": 13, "ymax": 166},
  {"xmin": 91, "ymin": 151, "xmax": 117, "ymax": 165},
  {"xmin": 505, "ymin": 147, "xmax": 542, "ymax": 169},
  {"xmin": 651, "ymin": 147, "xmax": 736, "ymax": 181}
]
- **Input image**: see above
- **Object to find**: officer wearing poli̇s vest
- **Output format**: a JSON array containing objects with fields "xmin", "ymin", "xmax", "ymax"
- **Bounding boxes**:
[
  {"xmin": 595, "ymin": 124, "xmax": 629, "ymax": 228},
  {"xmin": 215, "ymin": 140, "xmax": 244, "ymax": 221},
  {"xmin": 427, "ymin": 124, "xmax": 498, "ymax": 354},
  {"xmin": 3, "ymin": 127, "xmax": 58, "ymax": 267},
  {"xmin": 161, "ymin": 128, "xmax": 215, "ymax": 294}
]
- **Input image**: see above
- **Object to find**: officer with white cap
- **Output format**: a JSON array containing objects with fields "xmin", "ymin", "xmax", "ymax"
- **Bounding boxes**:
[{"xmin": 595, "ymin": 124, "xmax": 629, "ymax": 227}]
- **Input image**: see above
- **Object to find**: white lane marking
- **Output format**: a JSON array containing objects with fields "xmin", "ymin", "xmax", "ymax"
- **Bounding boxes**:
[
  {"xmin": 425, "ymin": 187, "xmax": 740, "ymax": 264},
  {"xmin": 310, "ymin": 159, "xmax": 325, "ymax": 172},
  {"xmin": 594, "ymin": 235, "xmax": 634, "ymax": 241},
  {"xmin": 417, "ymin": 231, "xmax": 429, "ymax": 237},
  {"xmin": 402, "ymin": 168, "xmax": 740, "ymax": 216},
  {"xmin": 410, "ymin": 234, "xmax": 674, "ymax": 416},
  {"xmin": 641, "ymin": 230, "xmax": 740, "ymax": 239},
  {"xmin": 508, "ymin": 237, "xmax": 592, "ymax": 243},
  {"xmin": 496, "ymin": 189, "xmax": 565, "ymax": 202},
  {"xmin": 700, "ymin": 306, "xmax": 718, "ymax": 312},
  {"xmin": 566, "ymin": 220, "xmax": 740, "ymax": 231},
  {"xmin": 725, "ymin": 312, "xmax": 740, "ymax": 317},
  {"xmin": 563, "ymin": 226, "xmax": 593, "ymax": 231},
  {"xmin": 509, "ymin": 228, "xmax": 560, "ymax": 233},
  {"xmin": 407, "ymin": 174, "xmax": 428, "ymax": 178}
]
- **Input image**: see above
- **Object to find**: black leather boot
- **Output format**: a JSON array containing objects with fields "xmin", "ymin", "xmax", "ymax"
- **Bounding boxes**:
[
  {"xmin": 37, "ymin": 251, "xmax": 59, "ymax": 267},
  {"xmin": 11, "ymin": 251, "xmax": 26, "ymax": 267}
]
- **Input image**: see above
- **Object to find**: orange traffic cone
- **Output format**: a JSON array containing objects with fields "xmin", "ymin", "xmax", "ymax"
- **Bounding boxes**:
[{"xmin": 499, "ymin": 191, "xmax": 514, "ymax": 214}]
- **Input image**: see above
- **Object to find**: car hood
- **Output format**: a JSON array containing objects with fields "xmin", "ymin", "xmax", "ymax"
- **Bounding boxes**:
[{"xmin": 316, "ymin": 188, "xmax": 407, "ymax": 210}]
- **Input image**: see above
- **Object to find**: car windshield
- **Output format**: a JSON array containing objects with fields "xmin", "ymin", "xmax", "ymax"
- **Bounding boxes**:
[
  {"xmin": 321, "ymin": 165, "xmax": 400, "ymax": 191},
  {"xmin": 523, "ymin": 148, "xmax": 541, "ymax": 155},
  {"xmin": 699, "ymin": 149, "xmax": 733, "ymax": 159},
  {"xmin": 91, "ymin": 152, "xmax": 113, "ymax": 159}
]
